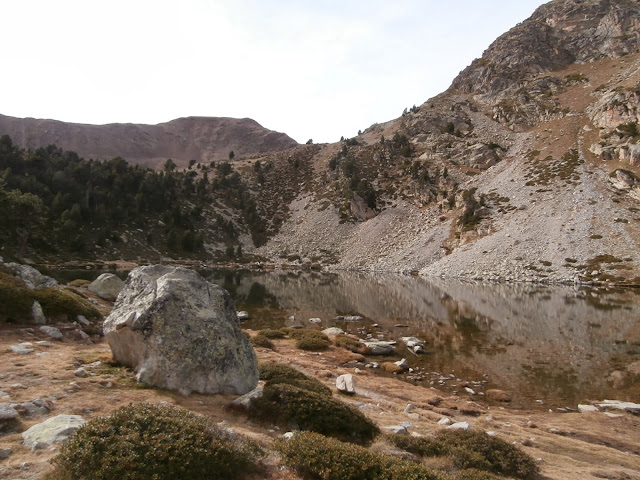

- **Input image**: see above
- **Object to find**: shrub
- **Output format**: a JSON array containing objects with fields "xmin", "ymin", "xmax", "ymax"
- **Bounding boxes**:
[
  {"xmin": 259, "ymin": 362, "xmax": 310, "ymax": 382},
  {"xmin": 251, "ymin": 383, "xmax": 378, "ymax": 444},
  {"xmin": 259, "ymin": 328, "xmax": 287, "ymax": 339},
  {"xmin": 258, "ymin": 362, "xmax": 331, "ymax": 396},
  {"xmin": 276, "ymin": 432, "xmax": 444, "ymax": 480},
  {"xmin": 288, "ymin": 329, "xmax": 331, "ymax": 351},
  {"xmin": 47, "ymin": 403, "xmax": 260, "ymax": 480},
  {"xmin": 387, "ymin": 430, "xmax": 539, "ymax": 479},
  {"xmin": 251, "ymin": 333, "xmax": 274, "ymax": 349},
  {"xmin": 334, "ymin": 334, "xmax": 368, "ymax": 354}
]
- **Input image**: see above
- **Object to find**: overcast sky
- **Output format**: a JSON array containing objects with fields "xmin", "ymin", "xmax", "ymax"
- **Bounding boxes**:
[{"xmin": 1, "ymin": 1, "xmax": 547, "ymax": 144}]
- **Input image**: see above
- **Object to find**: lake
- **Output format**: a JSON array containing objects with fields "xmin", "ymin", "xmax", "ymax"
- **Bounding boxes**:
[{"xmin": 206, "ymin": 269, "xmax": 640, "ymax": 410}]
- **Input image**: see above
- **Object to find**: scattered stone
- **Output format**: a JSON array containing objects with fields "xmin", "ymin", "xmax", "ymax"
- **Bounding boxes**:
[
  {"xmin": 336, "ymin": 374, "xmax": 355, "ymax": 394},
  {"xmin": 486, "ymin": 389, "xmax": 512, "ymax": 403},
  {"xmin": 231, "ymin": 387, "xmax": 264, "ymax": 409},
  {"xmin": 365, "ymin": 362, "xmax": 380, "ymax": 369},
  {"xmin": 596, "ymin": 400, "xmax": 640, "ymax": 414},
  {"xmin": 604, "ymin": 412, "xmax": 624, "ymax": 418},
  {"xmin": 88, "ymin": 273, "xmax": 125, "ymax": 301},
  {"xmin": 465, "ymin": 387, "xmax": 476, "ymax": 395},
  {"xmin": 309, "ymin": 317, "xmax": 322, "ymax": 324},
  {"xmin": 385, "ymin": 425, "xmax": 409, "ymax": 434},
  {"xmin": 404, "ymin": 404, "xmax": 415, "ymax": 413},
  {"xmin": 400, "ymin": 336, "xmax": 425, "ymax": 354},
  {"xmin": 0, "ymin": 404, "xmax": 19, "ymax": 421},
  {"xmin": 104, "ymin": 265, "xmax": 258, "ymax": 395},
  {"xmin": 14, "ymin": 400, "xmax": 50, "ymax": 417},
  {"xmin": 35, "ymin": 340, "xmax": 54, "ymax": 347},
  {"xmin": 437, "ymin": 417, "xmax": 452, "ymax": 426},
  {"xmin": 74, "ymin": 368, "xmax": 87, "ymax": 378},
  {"xmin": 76, "ymin": 315, "xmax": 90, "ymax": 326},
  {"xmin": 10, "ymin": 343, "xmax": 34, "ymax": 355},
  {"xmin": 0, "ymin": 448, "xmax": 12, "ymax": 460},
  {"xmin": 5, "ymin": 264, "xmax": 58, "ymax": 289},
  {"xmin": 39, "ymin": 326, "xmax": 63, "ymax": 340},
  {"xmin": 31, "ymin": 301, "xmax": 46, "ymax": 324},
  {"xmin": 322, "ymin": 327, "xmax": 344, "ymax": 335},
  {"xmin": 361, "ymin": 340, "xmax": 395, "ymax": 355},
  {"xmin": 578, "ymin": 404, "xmax": 599, "ymax": 413},
  {"xmin": 394, "ymin": 358, "xmax": 409, "ymax": 370},
  {"xmin": 282, "ymin": 431, "xmax": 295, "ymax": 440},
  {"xmin": 237, "ymin": 311, "xmax": 250, "ymax": 321},
  {"xmin": 22, "ymin": 414, "xmax": 86, "ymax": 450},
  {"xmin": 447, "ymin": 421, "xmax": 470, "ymax": 431},
  {"xmin": 337, "ymin": 315, "xmax": 363, "ymax": 322}
]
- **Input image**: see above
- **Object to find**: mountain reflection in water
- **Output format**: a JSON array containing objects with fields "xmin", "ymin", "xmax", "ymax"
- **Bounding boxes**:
[{"xmin": 207, "ymin": 270, "xmax": 640, "ymax": 410}]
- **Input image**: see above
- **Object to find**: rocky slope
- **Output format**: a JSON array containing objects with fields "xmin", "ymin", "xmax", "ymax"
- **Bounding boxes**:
[{"xmin": 0, "ymin": 114, "xmax": 297, "ymax": 169}]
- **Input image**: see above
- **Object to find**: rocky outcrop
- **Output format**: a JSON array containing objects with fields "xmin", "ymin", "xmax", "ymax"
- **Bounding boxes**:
[
  {"xmin": 21, "ymin": 414, "xmax": 86, "ymax": 450},
  {"xmin": 88, "ymin": 273, "xmax": 125, "ymax": 301},
  {"xmin": 103, "ymin": 265, "xmax": 258, "ymax": 395},
  {"xmin": 0, "ymin": 114, "xmax": 298, "ymax": 169},
  {"xmin": 4, "ymin": 264, "xmax": 58, "ymax": 289}
]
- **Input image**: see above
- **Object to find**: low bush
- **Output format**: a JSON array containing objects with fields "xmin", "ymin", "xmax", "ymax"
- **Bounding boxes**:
[
  {"xmin": 46, "ymin": 403, "xmax": 261, "ymax": 480},
  {"xmin": 387, "ymin": 430, "xmax": 539, "ymax": 479},
  {"xmin": 258, "ymin": 361, "xmax": 332, "ymax": 396},
  {"xmin": 334, "ymin": 334, "xmax": 368, "ymax": 354},
  {"xmin": 251, "ymin": 333, "xmax": 274, "ymax": 349},
  {"xmin": 251, "ymin": 383, "xmax": 379, "ymax": 444},
  {"xmin": 259, "ymin": 328, "xmax": 287, "ymax": 339},
  {"xmin": 288, "ymin": 329, "xmax": 331, "ymax": 351},
  {"xmin": 259, "ymin": 362, "xmax": 310, "ymax": 382},
  {"xmin": 276, "ymin": 432, "xmax": 444, "ymax": 480}
]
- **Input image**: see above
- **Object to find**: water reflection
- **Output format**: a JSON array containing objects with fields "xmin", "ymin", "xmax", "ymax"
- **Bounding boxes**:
[{"xmin": 206, "ymin": 270, "xmax": 640, "ymax": 409}]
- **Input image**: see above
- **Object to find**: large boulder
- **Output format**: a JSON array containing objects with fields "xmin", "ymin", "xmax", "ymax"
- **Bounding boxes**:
[
  {"xmin": 4, "ymin": 263, "xmax": 58, "ymax": 289},
  {"xmin": 21, "ymin": 414, "xmax": 86, "ymax": 450},
  {"xmin": 88, "ymin": 273, "xmax": 125, "ymax": 301},
  {"xmin": 103, "ymin": 265, "xmax": 258, "ymax": 395}
]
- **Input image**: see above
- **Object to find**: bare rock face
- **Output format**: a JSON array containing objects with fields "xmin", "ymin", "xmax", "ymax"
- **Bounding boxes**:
[{"xmin": 103, "ymin": 265, "xmax": 258, "ymax": 395}]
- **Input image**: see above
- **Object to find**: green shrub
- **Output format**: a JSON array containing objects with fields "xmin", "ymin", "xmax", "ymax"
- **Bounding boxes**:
[
  {"xmin": 259, "ymin": 328, "xmax": 287, "ymax": 339},
  {"xmin": 47, "ymin": 403, "xmax": 260, "ymax": 480},
  {"xmin": 0, "ymin": 273, "xmax": 33, "ymax": 321},
  {"xmin": 276, "ymin": 432, "xmax": 444, "ymax": 480},
  {"xmin": 251, "ymin": 333, "xmax": 274, "ymax": 349},
  {"xmin": 251, "ymin": 383, "xmax": 379, "ymax": 444},
  {"xmin": 387, "ymin": 430, "xmax": 539, "ymax": 479},
  {"xmin": 334, "ymin": 334, "xmax": 368, "ymax": 354},
  {"xmin": 258, "ymin": 362, "xmax": 332, "ymax": 396},
  {"xmin": 259, "ymin": 362, "xmax": 310, "ymax": 382},
  {"xmin": 288, "ymin": 329, "xmax": 331, "ymax": 351},
  {"xmin": 34, "ymin": 287, "xmax": 100, "ymax": 319}
]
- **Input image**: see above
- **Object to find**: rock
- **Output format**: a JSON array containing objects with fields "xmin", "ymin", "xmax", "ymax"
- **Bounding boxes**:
[
  {"xmin": 447, "ymin": 421, "xmax": 470, "ymax": 431},
  {"xmin": 336, "ymin": 374, "xmax": 355, "ymax": 394},
  {"xmin": 21, "ymin": 414, "xmax": 86, "ymax": 450},
  {"xmin": 384, "ymin": 425, "xmax": 408, "ymax": 435},
  {"xmin": 231, "ymin": 386, "xmax": 264, "ymax": 409},
  {"xmin": 88, "ymin": 273, "xmax": 125, "ymax": 301},
  {"xmin": 350, "ymin": 194, "xmax": 376, "ymax": 222},
  {"xmin": 309, "ymin": 317, "xmax": 322, "ymax": 324},
  {"xmin": 10, "ymin": 343, "xmax": 34, "ymax": 355},
  {"xmin": 5, "ymin": 264, "xmax": 58, "ymax": 289},
  {"xmin": 74, "ymin": 368, "xmax": 87, "ymax": 378},
  {"xmin": 394, "ymin": 358, "xmax": 409, "ymax": 370},
  {"xmin": 400, "ymin": 337, "xmax": 425, "ymax": 354},
  {"xmin": 39, "ymin": 326, "xmax": 63, "ymax": 340},
  {"xmin": 361, "ymin": 340, "xmax": 395, "ymax": 355},
  {"xmin": 486, "ymin": 389, "xmax": 512, "ymax": 403},
  {"xmin": 237, "ymin": 311, "xmax": 249, "ymax": 321},
  {"xmin": 31, "ymin": 301, "xmax": 46, "ymax": 325},
  {"xmin": 578, "ymin": 404, "xmax": 599, "ymax": 413},
  {"xmin": 14, "ymin": 400, "xmax": 50, "ymax": 417},
  {"xmin": 437, "ymin": 417, "xmax": 452, "ymax": 426},
  {"xmin": 0, "ymin": 448, "xmax": 12, "ymax": 460},
  {"xmin": 0, "ymin": 404, "xmax": 19, "ymax": 420},
  {"xmin": 282, "ymin": 431, "xmax": 295, "ymax": 440},
  {"xmin": 596, "ymin": 400, "xmax": 640, "ymax": 414},
  {"xmin": 404, "ymin": 404, "xmax": 415, "ymax": 413},
  {"xmin": 322, "ymin": 327, "xmax": 345, "ymax": 335},
  {"xmin": 103, "ymin": 265, "xmax": 258, "ymax": 395},
  {"xmin": 76, "ymin": 315, "xmax": 90, "ymax": 326},
  {"xmin": 341, "ymin": 316, "xmax": 363, "ymax": 322}
]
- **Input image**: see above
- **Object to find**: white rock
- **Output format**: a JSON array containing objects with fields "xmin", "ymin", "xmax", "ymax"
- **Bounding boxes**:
[
  {"xmin": 76, "ymin": 315, "xmax": 90, "ymax": 326},
  {"xmin": 336, "ymin": 374, "xmax": 356, "ymax": 394},
  {"xmin": 88, "ymin": 273, "xmax": 125, "ymax": 301},
  {"xmin": 104, "ymin": 265, "xmax": 258, "ymax": 396},
  {"xmin": 22, "ymin": 415, "xmax": 86, "ymax": 450},
  {"xmin": 31, "ymin": 301, "xmax": 46, "ymax": 324},
  {"xmin": 596, "ymin": 400, "xmax": 640, "ymax": 413},
  {"xmin": 237, "ymin": 311, "xmax": 250, "ymax": 321},
  {"xmin": 282, "ymin": 432, "xmax": 295, "ymax": 439},
  {"xmin": 385, "ymin": 425, "xmax": 408, "ymax": 434},
  {"xmin": 322, "ymin": 327, "xmax": 345, "ymax": 335},
  {"xmin": 437, "ymin": 417, "xmax": 452, "ymax": 426},
  {"xmin": 10, "ymin": 343, "xmax": 34, "ymax": 354},
  {"xmin": 394, "ymin": 358, "xmax": 409, "ymax": 369},
  {"xmin": 309, "ymin": 317, "xmax": 322, "ymax": 323},
  {"xmin": 39, "ymin": 326, "xmax": 62, "ymax": 340},
  {"xmin": 578, "ymin": 404, "xmax": 599, "ymax": 413},
  {"xmin": 447, "ymin": 422, "xmax": 470, "ymax": 431}
]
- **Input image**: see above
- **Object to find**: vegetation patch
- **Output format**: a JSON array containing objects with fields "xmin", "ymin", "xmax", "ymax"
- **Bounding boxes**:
[
  {"xmin": 251, "ymin": 333, "xmax": 274, "ymax": 349},
  {"xmin": 288, "ymin": 329, "xmax": 331, "ymax": 351},
  {"xmin": 387, "ymin": 430, "xmax": 539, "ymax": 479},
  {"xmin": 276, "ymin": 431, "xmax": 444, "ymax": 480},
  {"xmin": 334, "ymin": 334, "xmax": 369, "ymax": 354},
  {"xmin": 46, "ymin": 403, "xmax": 261, "ymax": 480},
  {"xmin": 524, "ymin": 149, "xmax": 582, "ymax": 187}
]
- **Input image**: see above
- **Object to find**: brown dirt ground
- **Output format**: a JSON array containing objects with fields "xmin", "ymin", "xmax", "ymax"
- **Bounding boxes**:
[{"xmin": 1, "ymin": 322, "xmax": 639, "ymax": 480}]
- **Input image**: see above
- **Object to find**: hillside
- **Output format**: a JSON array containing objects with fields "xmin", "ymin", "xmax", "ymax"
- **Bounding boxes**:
[
  {"xmin": 0, "ymin": 115, "xmax": 298, "ymax": 170},
  {"xmin": 1, "ymin": 0, "xmax": 639, "ymax": 285}
]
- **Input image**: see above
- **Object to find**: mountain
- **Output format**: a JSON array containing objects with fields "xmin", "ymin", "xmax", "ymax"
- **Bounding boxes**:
[
  {"xmin": 0, "ymin": 115, "xmax": 298, "ymax": 169},
  {"xmin": 2, "ymin": 0, "xmax": 639, "ymax": 285}
]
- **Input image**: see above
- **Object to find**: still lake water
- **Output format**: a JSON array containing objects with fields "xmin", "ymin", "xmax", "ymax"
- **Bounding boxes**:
[
  {"xmin": 51, "ymin": 268, "xmax": 640, "ymax": 410},
  {"xmin": 206, "ymin": 270, "xmax": 640, "ymax": 410}
]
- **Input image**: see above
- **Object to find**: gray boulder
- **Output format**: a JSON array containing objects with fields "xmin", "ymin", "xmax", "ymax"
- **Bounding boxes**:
[
  {"xmin": 31, "ymin": 301, "xmax": 47, "ymax": 324},
  {"xmin": 88, "ymin": 273, "xmax": 125, "ymax": 301},
  {"xmin": 39, "ymin": 326, "xmax": 63, "ymax": 340},
  {"xmin": 104, "ymin": 265, "xmax": 258, "ymax": 396},
  {"xmin": 5, "ymin": 263, "xmax": 58, "ymax": 289},
  {"xmin": 21, "ymin": 414, "xmax": 86, "ymax": 450}
]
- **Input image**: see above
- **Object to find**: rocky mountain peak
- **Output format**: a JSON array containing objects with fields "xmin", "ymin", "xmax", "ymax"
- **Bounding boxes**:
[{"xmin": 452, "ymin": 0, "xmax": 640, "ymax": 100}]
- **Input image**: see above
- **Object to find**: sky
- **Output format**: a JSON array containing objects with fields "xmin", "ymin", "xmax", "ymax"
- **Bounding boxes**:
[{"xmin": 1, "ymin": 1, "xmax": 548, "ymax": 144}]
